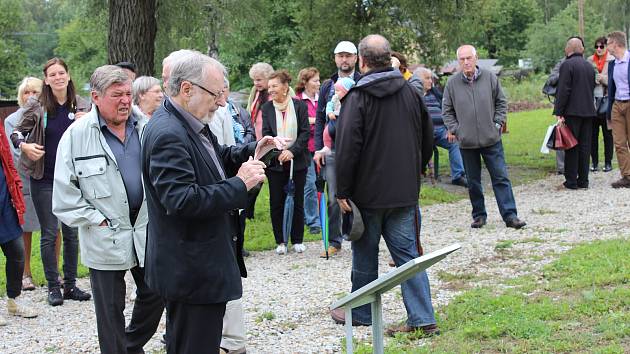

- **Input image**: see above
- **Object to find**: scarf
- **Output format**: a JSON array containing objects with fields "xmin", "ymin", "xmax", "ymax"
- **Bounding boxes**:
[
  {"xmin": 273, "ymin": 97, "xmax": 297, "ymax": 148},
  {"xmin": 592, "ymin": 51, "xmax": 608, "ymax": 73}
]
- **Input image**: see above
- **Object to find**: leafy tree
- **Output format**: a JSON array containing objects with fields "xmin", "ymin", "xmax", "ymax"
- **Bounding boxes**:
[
  {"xmin": 55, "ymin": 2, "xmax": 108, "ymax": 93},
  {"xmin": 0, "ymin": 0, "xmax": 29, "ymax": 97},
  {"xmin": 524, "ymin": 0, "xmax": 604, "ymax": 71}
]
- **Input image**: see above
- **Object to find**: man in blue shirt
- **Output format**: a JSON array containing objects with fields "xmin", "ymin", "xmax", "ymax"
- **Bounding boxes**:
[
  {"xmin": 606, "ymin": 31, "xmax": 630, "ymax": 188},
  {"xmin": 410, "ymin": 67, "xmax": 468, "ymax": 187}
]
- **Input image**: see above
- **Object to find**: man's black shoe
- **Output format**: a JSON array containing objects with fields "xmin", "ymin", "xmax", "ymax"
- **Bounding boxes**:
[
  {"xmin": 603, "ymin": 163, "xmax": 612, "ymax": 172},
  {"xmin": 48, "ymin": 288, "xmax": 63, "ymax": 306},
  {"xmin": 452, "ymin": 177, "xmax": 468, "ymax": 188},
  {"xmin": 471, "ymin": 217, "xmax": 486, "ymax": 228},
  {"xmin": 505, "ymin": 217, "xmax": 526, "ymax": 229},
  {"xmin": 63, "ymin": 286, "xmax": 91, "ymax": 301},
  {"xmin": 590, "ymin": 164, "xmax": 598, "ymax": 172}
]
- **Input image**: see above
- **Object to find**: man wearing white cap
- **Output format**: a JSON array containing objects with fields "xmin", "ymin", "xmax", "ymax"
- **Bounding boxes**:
[{"xmin": 313, "ymin": 41, "xmax": 362, "ymax": 258}]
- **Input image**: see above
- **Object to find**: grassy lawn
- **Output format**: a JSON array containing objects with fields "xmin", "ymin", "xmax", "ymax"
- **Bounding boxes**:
[{"xmin": 352, "ymin": 238, "xmax": 630, "ymax": 353}]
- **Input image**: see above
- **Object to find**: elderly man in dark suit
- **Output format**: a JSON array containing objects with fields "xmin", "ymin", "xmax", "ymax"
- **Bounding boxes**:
[{"xmin": 141, "ymin": 51, "xmax": 285, "ymax": 354}]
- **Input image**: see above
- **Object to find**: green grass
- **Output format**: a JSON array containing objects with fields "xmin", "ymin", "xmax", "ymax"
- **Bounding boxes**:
[
  {"xmin": 0, "ymin": 234, "xmax": 89, "ymax": 296},
  {"xmin": 501, "ymin": 73, "xmax": 548, "ymax": 104},
  {"xmin": 352, "ymin": 238, "xmax": 630, "ymax": 353}
]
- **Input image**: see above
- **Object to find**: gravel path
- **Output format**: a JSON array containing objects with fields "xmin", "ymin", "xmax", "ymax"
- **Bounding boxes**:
[{"xmin": 2, "ymin": 170, "xmax": 628, "ymax": 353}]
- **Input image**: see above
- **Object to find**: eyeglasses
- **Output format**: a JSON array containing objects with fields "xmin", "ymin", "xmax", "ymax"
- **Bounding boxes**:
[
  {"xmin": 595, "ymin": 44, "xmax": 606, "ymax": 49},
  {"xmin": 188, "ymin": 81, "xmax": 224, "ymax": 98}
]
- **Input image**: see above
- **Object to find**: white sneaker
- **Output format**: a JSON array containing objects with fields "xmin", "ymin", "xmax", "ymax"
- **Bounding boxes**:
[
  {"xmin": 293, "ymin": 243, "xmax": 306, "ymax": 253},
  {"xmin": 0, "ymin": 313, "xmax": 7, "ymax": 326},
  {"xmin": 7, "ymin": 298, "xmax": 38, "ymax": 318},
  {"xmin": 275, "ymin": 244, "xmax": 288, "ymax": 255}
]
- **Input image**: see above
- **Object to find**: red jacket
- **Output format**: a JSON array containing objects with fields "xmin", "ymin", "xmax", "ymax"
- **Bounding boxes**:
[{"xmin": 0, "ymin": 123, "xmax": 25, "ymax": 225}]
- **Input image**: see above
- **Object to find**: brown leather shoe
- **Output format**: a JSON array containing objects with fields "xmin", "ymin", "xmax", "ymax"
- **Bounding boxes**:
[
  {"xmin": 385, "ymin": 323, "xmax": 440, "ymax": 337},
  {"xmin": 611, "ymin": 177, "xmax": 630, "ymax": 188},
  {"xmin": 320, "ymin": 246, "xmax": 340, "ymax": 258},
  {"xmin": 330, "ymin": 308, "xmax": 370, "ymax": 326}
]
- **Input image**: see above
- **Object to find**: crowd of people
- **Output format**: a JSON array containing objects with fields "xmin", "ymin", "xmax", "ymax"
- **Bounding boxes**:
[{"xmin": 0, "ymin": 29, "xmax": 628, "ymax": 353}]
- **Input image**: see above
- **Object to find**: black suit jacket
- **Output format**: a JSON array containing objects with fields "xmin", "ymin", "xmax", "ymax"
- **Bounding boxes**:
[
  {"xmin": 261, "ymin": 98, "xmax": 310, "ymax": 172},
  {"xmin": 553, "ymin": 53, "xmax": 597, "ymax": 118},
  {"xmin": 141, "ymin": 98, "xmax": 255, "ymax": 305}
]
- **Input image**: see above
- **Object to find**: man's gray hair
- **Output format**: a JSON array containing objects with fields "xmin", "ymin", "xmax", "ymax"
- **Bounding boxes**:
[
  {"xmin": 167, "ymin": 52, "xmax": 226, "ymax": 96},
  {"xmin": 358, "ymin": 34, "xmax": 391, "ymax": 69},
  {"xmin": 224, "ymin": 77, "xmax": 230, "ymax": 90},
  {"xmin": 132, "ymin": 76, "xmax": 161, "ymax": 105},
  {"xmin": 162, "ymin": 49, "xmax": 196, "ymax": 68},
  {"xmin": 413, "ymin": 67, "xmax": 433, "ymax": 77},
  {"xmin": 456, "ymin": 45, "xmax": 477, "ymax": 58},
  {"xmin": 90, "ymin": 65, "xmax": 130, "ymax": 95}
]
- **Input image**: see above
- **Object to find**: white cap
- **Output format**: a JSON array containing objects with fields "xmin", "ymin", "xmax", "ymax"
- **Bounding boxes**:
[{"xmin": 334, "ymin": 41, "xmax": 357, "ymax": 54}]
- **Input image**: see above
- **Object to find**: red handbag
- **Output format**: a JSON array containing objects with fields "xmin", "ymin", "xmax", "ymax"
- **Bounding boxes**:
[{"xmin": 555, "ymin": 123, "xmax": 578, "ymax": 150}]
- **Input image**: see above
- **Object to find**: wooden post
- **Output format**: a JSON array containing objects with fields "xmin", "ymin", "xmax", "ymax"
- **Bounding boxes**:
[{"xmin": 578, "ymin": 0, "xmax": 584, "ymax": 39}]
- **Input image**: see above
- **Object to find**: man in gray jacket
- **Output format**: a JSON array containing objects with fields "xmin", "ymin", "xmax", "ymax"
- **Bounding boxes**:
[
  {"xmin": 53, "ymin": 65, "xmax": 163, "ymax": 354},
  {"xmin": 443, "ymin": 45, "xmax": 526, "ymax": 229}
]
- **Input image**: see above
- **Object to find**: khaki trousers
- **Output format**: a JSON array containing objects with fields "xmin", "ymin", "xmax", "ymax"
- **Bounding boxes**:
[{"xmin": 611, "ymin": 100, "xmax": 630, "ymax": 177}]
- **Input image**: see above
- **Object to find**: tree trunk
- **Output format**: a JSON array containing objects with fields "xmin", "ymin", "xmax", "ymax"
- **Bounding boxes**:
[
  {"xmin": 108, "ymin": 0, "xmax": 157, "ymax": 76},
  {"xmin": 577, "ymin": 0, "xmax": 584, "ymax": 38}
]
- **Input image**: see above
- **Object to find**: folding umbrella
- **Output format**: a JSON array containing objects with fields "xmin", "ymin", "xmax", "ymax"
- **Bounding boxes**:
[
  {"xmin": 282, "ymin": 159, "xmax": 295, "ymax": 246},
  {"xmin": 315, "ymin": 165, "xmax": 329, "ymax": 259}
]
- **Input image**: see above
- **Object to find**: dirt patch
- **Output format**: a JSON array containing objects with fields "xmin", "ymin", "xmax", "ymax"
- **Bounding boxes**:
[{"xmin": 508, "ymin": 101, "xmax": 553, "ymax": 113}]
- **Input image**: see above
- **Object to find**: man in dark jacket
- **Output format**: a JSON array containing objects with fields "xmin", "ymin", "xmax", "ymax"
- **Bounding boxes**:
[
  {"xmin": 313, "ymin": 41, "xmax": 362, "ymax": 257},
  {"xmin": 553, "ymin": 37, "xmax": 597, "ymax": 189},
  {"xmin": 332, "ymin": 34, "xmax": 438, "ymax": 337},
  {"xmin": 142, "ymin": 51, "xmax": 282, "ymax": 353}
]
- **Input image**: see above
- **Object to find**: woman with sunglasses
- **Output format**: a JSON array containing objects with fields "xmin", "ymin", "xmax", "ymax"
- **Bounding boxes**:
[
  {"xmin": 10, "ymin": 58, "xmax": 92, "ymax": 306},
  {"xmin": 587, "ymin": 37, "xmax": 615, "ymax": 172}
]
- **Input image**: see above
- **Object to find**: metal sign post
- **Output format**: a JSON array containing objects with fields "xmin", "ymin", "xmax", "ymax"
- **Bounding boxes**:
[{"xmin": 330, "ymin": 243, "xmax": 461, "ymax": 354}]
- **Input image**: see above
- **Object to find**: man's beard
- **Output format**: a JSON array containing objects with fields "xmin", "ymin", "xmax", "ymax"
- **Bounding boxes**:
[
  {"xmin": 200, "ymin": 110, "xmax": 215, "ymax": 124},
  {"xmin": 339, "ymin": 65, "xmax": 353, "ymax": 74}
]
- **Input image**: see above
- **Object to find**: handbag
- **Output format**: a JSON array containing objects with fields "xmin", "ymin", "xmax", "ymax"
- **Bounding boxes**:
[
  {"xmin": 554, "ymin": 123, "xmax": 578, "ymax": 150},
  {"xmin": 541, "ymin": 124, "xmax": 556, "ymax": 153},
  {"xmin": 596, "ymin": 96, "xmax": 609, "ymax": 116}
]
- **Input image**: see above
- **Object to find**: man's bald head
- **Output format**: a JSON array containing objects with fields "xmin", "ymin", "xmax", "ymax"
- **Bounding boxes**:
[
  {"xmin": 565, "ymin": 37, "xmax": 585, "ymax": 56},
  {"xmin": 358, "ymin": 34, "xmax": 392, "ymax": 72}
]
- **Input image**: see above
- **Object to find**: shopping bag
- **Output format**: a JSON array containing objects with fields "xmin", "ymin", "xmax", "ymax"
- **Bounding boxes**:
[{"xmin": 541, "ymin": 124, "xmax": 556, "ymax": 154}]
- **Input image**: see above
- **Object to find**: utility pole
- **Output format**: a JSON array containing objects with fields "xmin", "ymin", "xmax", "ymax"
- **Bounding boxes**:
[{"xmin": 578, "ymin": 0, "xmax": 584, "ymax": 39}]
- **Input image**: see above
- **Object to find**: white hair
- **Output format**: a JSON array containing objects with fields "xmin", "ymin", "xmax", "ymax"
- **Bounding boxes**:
[
  {"xmin": 413, "ymin": 67, "xmax": 433, "ymax": 77},
  {"xmin": 167, "ymin": 52, "xmax": 226, "ymax": 96},
  {"xmin": 456, "ymin": 45, "xmax": 477, "ymax": 58},
  {"xmin": 132, "ymin": 76, "xmax": 161, "ymax": 105}
]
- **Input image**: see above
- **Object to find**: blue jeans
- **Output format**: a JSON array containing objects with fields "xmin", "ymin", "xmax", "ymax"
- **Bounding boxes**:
[
  {"xmin": 459, "ymin": 140, "xmax": 518, "ymax": 221},
  {"xmin": 303, "ymin": 158, "xmax": 320, "ymax": 228},
  {"xmin": 433, "ymin": 125, "xmax": 465, "ymax": 181},
  {"xmin": 351, "ymin": 206, "xmax": 436, "ymax": 327}
]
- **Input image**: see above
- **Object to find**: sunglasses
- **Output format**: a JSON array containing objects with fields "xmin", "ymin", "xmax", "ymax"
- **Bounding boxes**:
[{"xmin": 595, "ymin": 44, "xmax": 606, "ymax": 49}]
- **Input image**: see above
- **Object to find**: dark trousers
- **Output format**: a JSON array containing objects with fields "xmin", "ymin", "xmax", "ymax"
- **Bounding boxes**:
[
  {"xmin": 30, "ymin": 181, "xmax": 78, "ymax": 289},
  {"xmin": 323, "ymin": 152, "xmax": 343, "ymax": 248},
  {"xmin": 460, "ymin": 140, "xmax": 518, "ymax": 221},
  {"xmin": 591, "ymin": 114, "xmax": 613, "ymax": 166},
  {"xmin": 1, "ymin": 236, "xmax": 25, "ymax": 299},
  {"xmin": 90, "ymin": 266, "xmax": 164, "ymax": 354},
  {"xmin": 266, "ymin": 167, "xmax": 306, "ymax": 245},
  {"xmin": 165, "ymin": 300, "xmax": 226, "ymax": 354},
  {"xmin": 564, "ymin": 116, "xmax": 593, "ymax": 188}
]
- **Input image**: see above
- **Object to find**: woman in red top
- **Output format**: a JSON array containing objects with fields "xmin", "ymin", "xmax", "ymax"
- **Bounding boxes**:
[
  {"xmin": 0, "ymin": 123, "xmax": 38, "ymax": 325},
  {"xmin": 295, "ymin": 67, "xmax": 322, "ymax": 235}
]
